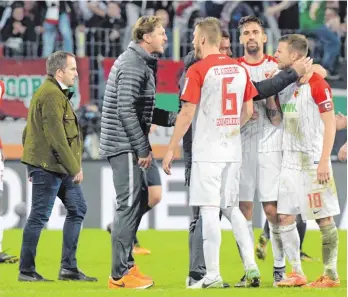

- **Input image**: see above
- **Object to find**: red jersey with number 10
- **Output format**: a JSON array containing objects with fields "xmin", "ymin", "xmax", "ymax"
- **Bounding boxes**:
[{"xmin": 181, "ymin": 54, "xmax": 258, "ymax": 162}]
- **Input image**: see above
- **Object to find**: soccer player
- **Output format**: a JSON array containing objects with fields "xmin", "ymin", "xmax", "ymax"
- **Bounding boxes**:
[
  {"xmin": 163, "ymin": 16, "xmax": 257, "ymax": 289},
  {"xmin": 181, "ymin": 25, "xmax": 314, "ymax": 288},
  {"xmin": 273, "ymin": 34, "xmax": 340, "ymax": 288},
  {"xmin": 235, "ymin": 16, "xmax": 285, "ymax": 287},
  {"xmin": 235, "ymin": 16, "xmax": 327, "ymax": 287}
]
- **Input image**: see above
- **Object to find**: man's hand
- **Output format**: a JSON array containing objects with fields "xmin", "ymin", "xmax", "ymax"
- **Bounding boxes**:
[
  {"xmin": 73, "ymin": 169, "xmax": 84, "ymax": 184},
  {"xmin": 251, "ymin": 110, "xmax": 259, "ymax": 120},
  {"xmin": 162, "ymin": 150, "xmax": 175, "ymax": 175},
  {"xmin": 338, "ymin": 142, "xmax": 347, "ymax": 162},
  {"xmin": 292, "ymin": 57, "xmax": 313, "ymax": 77},
  {"xmin": 335, "ymin": 112, "xmax": 347, "ymax": 131},
  {"xmin": 138, "ymin": 154, "xmax": 152, "ymax": 169},
  {"xmin": 317, "ymin": 160, "xmax": 330, "ymax": 184}
]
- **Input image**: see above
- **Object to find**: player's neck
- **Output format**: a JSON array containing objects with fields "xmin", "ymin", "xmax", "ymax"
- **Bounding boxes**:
[
  {"xmin": 202, "ymin": 49, "xmax": 221, "ymax": 59},
  {"xmin": 243, "ymin": 52, "xmax": 265, "ymax": 64}
]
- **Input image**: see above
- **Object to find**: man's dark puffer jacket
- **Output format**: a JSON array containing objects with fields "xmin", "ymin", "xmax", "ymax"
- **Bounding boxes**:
[{"xmin": 100, "ymin": 41, "xmax": 176, "ymax": 159}]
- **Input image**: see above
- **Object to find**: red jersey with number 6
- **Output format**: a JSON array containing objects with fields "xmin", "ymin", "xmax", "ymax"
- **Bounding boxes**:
[{"xmin": 181, "ymin": 54, "xmax": 258, "ymax": 162}]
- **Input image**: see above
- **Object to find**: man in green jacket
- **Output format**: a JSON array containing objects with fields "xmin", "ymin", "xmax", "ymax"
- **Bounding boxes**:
[{"xmin": 19, "ymin": 51, "xmax": 96, "ymax": 282}]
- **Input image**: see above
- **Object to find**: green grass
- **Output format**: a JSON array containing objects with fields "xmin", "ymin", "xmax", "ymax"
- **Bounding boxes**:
[{"xmin": 0, "ymin": 229, "xmax": 346, "ymax": 297}]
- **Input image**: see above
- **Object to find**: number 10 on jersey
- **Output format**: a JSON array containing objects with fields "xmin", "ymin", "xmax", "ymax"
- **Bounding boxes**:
[{"xmin": 222, "ymin": 77, "xmax": 238, "ymax": 116}]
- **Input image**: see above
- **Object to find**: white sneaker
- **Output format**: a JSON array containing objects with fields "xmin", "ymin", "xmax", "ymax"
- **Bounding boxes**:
[{"xmin": 188, "ymin": 276, "xmax": 223, "ymax": 289}]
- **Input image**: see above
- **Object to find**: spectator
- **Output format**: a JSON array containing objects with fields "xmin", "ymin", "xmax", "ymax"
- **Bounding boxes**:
[
  {"xmin": 35, "ymin": 1, "xmax": 75, "ymax": 57},
  {"xmin": 100, "ymin": 1, "xmax": 125, "ymax": 57},
  {"xmin": 1, "ymin": 1, "xmax": 36, "ymax": 57},
  {"xmin": 155, "ymin": 9, "xmax": 172, "ymax": 57},
  {"xmin": 123, "ymin": 1, "xmax": 156, "ymax": 51},
  {"xmin": 299, "ymin": 0, "xmax": 341, "ymax": 80},
  {"xmin": 155, "ymin": 1, "xmax": 175, "ymax": 28}
]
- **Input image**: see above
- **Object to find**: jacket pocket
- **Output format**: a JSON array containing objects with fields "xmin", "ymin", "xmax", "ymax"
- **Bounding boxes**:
[{"xmin": 63, "ymin": 116, "xmax": 78, "ymax": 146}]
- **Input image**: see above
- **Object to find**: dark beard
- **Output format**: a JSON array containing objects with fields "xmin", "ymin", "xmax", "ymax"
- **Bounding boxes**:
[{"xmin": 246, "ymin": 45, "xmax": 260, "ymax": 55}]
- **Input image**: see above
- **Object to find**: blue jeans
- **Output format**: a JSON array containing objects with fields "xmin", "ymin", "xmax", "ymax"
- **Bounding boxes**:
[
  {"xmin": 314, "ymin": 25, "xmax": 341, "ymax": 72},
  {"xmin": 19, "ymin": 166, "xmax": 87, "ymax": 272},
  {"xmin": 42, "ymin": 13, "xmax": 73, "ymax": 57}
]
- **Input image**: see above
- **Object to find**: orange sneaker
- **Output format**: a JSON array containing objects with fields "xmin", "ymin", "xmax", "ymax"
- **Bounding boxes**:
[
  {"xmin": 303, "ymin": 275, "xmax": 340, "ymax": 288},
  {"xmin": 277, "ymin": 272, "xmax": 307, "ymax": 287},
  {"xmin": 129, "ymin": 264, "xmax": 153, "ymax": 281},
  {"xmin": 133, "ymin": 246, "xmax": 151, "ymax": 255},
  {"xmin": 108, "ymin": 274, "xmax": 153, "ymax": 289}
]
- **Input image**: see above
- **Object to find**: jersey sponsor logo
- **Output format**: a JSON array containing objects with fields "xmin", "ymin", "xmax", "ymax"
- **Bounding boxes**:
[
  {"xmin": 216, "ymin": 117, "xmax": 240, "ymax": 126},
  {"xmin": 281, "ymin": 103, "xmax": 297, "ymax": 113}
]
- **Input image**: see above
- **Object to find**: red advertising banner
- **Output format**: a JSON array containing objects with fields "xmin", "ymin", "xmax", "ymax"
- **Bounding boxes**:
[
  {"xmin": 0, "ymin": 58, "xmax": 90, "ymax": 118},
  {"xmin": 103, "ymin": 58, "xmax": 184, "ymax": 94}
]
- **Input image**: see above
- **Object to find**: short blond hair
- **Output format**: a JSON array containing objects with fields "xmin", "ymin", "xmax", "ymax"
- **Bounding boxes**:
[
  {"xmin": 195, "ymin": 17, "xmax": 222, "ymax": 46},
  {"xmin": 132, "ymin": 16, "xmax": 163, "ymax": 42},
  {"xmin": 279, "ymin": 34, "xmax": 309, "ymax": 57}
]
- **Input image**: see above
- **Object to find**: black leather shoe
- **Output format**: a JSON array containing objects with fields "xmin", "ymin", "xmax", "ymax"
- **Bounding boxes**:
[
  {"xmin": 58, "ymin": 268, "xmax": 97, "ymax": 281},
  {"xmin": 18, "ymin": 271, "xmax": 53, "ymax": 282}
]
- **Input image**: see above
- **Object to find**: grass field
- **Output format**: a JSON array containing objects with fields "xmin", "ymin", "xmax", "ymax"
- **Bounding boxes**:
[{"xmin": 0, "ymin": 229, "xmax": 346, "ymax": 297}]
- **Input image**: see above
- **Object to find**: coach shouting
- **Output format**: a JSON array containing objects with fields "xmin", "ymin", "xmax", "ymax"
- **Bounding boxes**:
[
  {"xmin": 100, "ymin": 16, "xmax": 176, "ymax": 289},
  {"xmin": 19, "ymin": 51, "xmax": 96, "ymax": 282}
]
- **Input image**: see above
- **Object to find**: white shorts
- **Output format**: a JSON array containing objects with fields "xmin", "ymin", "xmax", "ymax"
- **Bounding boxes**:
[
  {"xmin": 239, "ymin": 151, "xmax": 282, "ymax": 202},
  {"xmin": 277, "ymin": 153, "xmax": 340, "ymax": 220},
  {"xmin": 189, "ymin": 161, "xmax": 241, "ymax": 209}
]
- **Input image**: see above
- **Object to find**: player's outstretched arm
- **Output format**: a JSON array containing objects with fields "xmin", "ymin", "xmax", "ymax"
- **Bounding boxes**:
[
  {"xmin": 266, "ymin": 96, "xmax": 282, "ymax": 126},
  {"xmin": 253, "ymin": 57, "xmax": 313, "ymax": 100}
]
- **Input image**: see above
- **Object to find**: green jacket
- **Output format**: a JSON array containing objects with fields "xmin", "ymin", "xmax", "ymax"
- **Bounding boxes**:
[{"xmin": 22, "ymin": 76, "xmax": 82, "ymax": 176}]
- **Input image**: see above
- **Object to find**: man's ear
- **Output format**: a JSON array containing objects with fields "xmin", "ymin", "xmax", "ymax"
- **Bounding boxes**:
[
  {"xmin": 290, "ymin": 51, "xmax": 299, "ymax": 62},
  {"xmin": 263, "ymin": 32, "xmax": 268, "ymax": 44},
  {"xmin": 201, "ymin": 35, "xmax": 205, "ymax": 45},
  {"xmin": 143, "ymin": 32, "xmax": 151, "ymax": 44}
]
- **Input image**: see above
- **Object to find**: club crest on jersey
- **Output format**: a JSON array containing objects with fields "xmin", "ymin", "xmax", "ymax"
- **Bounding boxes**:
[{"xmin": 294, "ymin": 88, "xmax": 300, "ymax": 97}]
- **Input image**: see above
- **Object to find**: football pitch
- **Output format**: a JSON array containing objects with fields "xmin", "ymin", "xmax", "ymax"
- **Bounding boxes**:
[{"xmin": 0, "ymin": 229, "xmax": 346, "ymax": 297}]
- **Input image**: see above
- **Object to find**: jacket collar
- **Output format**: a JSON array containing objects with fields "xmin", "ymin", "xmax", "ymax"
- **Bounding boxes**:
[
  {"xmin": 47, "ymin": 75, "xmax": 74, "ymax": 99},
  {"xmin": 128, "ymin": 41, "xmax": 158, "ymax": 67}
]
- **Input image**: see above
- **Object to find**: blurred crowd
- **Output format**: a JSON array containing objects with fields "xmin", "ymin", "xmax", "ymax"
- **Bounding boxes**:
[{"xmin": 0, "ymin": 1, "xmax": 346, "ymax": 62}]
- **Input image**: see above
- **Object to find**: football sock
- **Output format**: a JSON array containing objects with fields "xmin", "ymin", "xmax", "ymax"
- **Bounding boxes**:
[
  {"xmin": 269, "ymin": 222, "xmax": 286, "ymax": 268},
  {"xmin": 320, "ymin": 222, "xmax": 339, "ymax": 280},
  {"xmin": 223, "ymin": 207, "xmax": 257, "ymax": 270},
  {"xmin": 200, "ymin": 206, "xmax": 221, "ymax": 280},
  {"xmin": 279, "ymin": 223, "xmax": 304, "ymax": 275}
]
